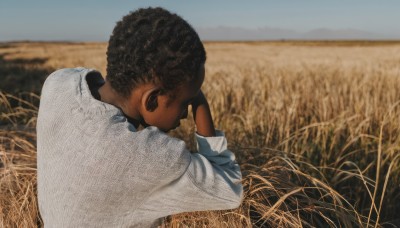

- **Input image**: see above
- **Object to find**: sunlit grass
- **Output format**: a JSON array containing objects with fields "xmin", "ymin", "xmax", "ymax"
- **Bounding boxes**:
[{"xmin": 1, "ymin": 41, "xmax": 400, "ymax": 227}]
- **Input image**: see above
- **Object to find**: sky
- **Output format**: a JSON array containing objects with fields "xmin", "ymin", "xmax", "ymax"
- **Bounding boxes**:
[{"xmin": 1, "ymin": 0, "xmax": 400, "ymax": 41}]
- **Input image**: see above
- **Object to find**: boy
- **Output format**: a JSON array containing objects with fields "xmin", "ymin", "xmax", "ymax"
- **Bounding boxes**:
[{"xmin": 36, "ymin": 7, "xmax": 243, "ymax": 227}]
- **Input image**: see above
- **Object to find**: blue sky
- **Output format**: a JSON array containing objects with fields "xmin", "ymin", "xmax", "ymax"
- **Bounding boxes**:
[{"xmin": 1, "ymin": 0, "xmax": 400, "ymax": 41}]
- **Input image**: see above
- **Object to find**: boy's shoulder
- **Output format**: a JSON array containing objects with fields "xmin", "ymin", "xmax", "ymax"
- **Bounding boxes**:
[
  {"xmin": 40, "ymin": 67, "xmax": 100, "ymax": 99},
  {"xmin": 44, "ymin": 67, "xmax": 89, "ymax": 82},
  {"xmin": 41, "ymin": 67, "xmax": 86, "ymax": 91}
]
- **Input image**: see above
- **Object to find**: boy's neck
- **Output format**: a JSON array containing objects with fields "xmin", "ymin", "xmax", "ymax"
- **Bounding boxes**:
[{"xmin": 97, "ymin": 80, "xmax": 141, "ymax": 128}]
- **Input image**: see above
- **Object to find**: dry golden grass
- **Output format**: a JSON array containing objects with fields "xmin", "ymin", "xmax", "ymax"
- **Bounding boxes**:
[{"xmin": 1, "ymin": 41, "xmax": 400, "ymax": 227}]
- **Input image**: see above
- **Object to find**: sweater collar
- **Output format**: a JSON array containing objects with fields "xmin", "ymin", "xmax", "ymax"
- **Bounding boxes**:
[{"xmin": 79, "ymin": 67, "xmax": 123, "ymax": 116}]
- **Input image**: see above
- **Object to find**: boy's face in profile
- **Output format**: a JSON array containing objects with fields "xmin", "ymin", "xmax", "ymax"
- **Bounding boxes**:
[{"xmin": 140, "ymin": 64, "xmax": 205, "ymax": 133}]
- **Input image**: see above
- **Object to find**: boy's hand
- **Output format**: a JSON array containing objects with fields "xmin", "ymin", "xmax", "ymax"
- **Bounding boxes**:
[{"xmin": 191, "ymin": 90, "xmax": 216, "ymax": 137}]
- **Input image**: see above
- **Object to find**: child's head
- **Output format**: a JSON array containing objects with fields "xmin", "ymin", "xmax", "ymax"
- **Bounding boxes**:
[{"xmin": 105, "ymin": 7, "xmax": 206, "ymax": 132}]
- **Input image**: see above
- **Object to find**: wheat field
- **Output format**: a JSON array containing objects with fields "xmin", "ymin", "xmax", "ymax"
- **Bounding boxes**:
[{"xmin": 1, "ymin": 41, "xmax": 400, "ymax": 227}]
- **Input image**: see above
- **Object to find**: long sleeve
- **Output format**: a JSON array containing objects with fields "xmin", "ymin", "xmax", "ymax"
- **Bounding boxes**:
[
  {"xmin": 37, "ymin": 67, "xmax": 243, "ymax": 227},
  {"xmin": 134, "ymin": 129, "xmax": 244, "ymax": 220}
]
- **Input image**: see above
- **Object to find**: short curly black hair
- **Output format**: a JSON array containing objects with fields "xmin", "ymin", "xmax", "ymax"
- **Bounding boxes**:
[{"xmin": 106, "ymin": 7, "xmax": 206, "ymax": 98}]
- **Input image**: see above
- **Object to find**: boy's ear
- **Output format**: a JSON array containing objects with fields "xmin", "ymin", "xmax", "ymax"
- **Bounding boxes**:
[{"xmin": 144, "ymin": 89, "xmax": 160, "ymax": 112}]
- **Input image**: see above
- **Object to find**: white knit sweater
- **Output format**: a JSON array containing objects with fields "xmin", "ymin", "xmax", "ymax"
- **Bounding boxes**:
[{"xmin": 36, "ymin": 67, "xmax": 243, "ymax": 227}]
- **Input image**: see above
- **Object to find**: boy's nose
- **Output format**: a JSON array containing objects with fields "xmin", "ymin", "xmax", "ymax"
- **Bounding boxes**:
[{"xmin": 181, "ymin": 108, "xmax": 188, "ymax": 119}]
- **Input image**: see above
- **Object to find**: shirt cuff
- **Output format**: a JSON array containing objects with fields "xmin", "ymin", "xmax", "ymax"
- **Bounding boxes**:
[{"xmin": 195, "ymin": 130, "xmax": 236, "ymax": 165}]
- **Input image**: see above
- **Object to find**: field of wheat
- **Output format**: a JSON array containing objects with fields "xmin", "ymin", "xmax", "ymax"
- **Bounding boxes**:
[{"xmin": 1, "ymin": 41, "xmax": 400, "ymax": 227}]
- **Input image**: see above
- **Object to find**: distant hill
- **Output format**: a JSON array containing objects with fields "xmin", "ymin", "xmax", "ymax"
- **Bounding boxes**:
[{"xmin": 196, "ymin": 26, "xmax": 396, "ymax": 41}]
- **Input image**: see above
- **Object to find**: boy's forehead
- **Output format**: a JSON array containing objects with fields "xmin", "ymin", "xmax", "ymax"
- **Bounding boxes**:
[
  {"xmin": 174, "ymin": 82, "xmax": 198, "ymax": 98},
  {"xmin": 196, "ymin": 64, "xmax": 205, "ymax": 86},
  {"xmin": 163, "ymin": 63, "xmax": 205, "ymax": 102},
  {"xmin": 173, "ymin": 74, "xmax": 203, "ymax": 99},
  {"xmin": 191, "ymin": 65, "xmax": 205, "ymax": 90}
]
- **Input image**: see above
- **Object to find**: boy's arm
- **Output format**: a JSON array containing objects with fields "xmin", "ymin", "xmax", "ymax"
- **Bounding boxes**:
[
  {"xmin": 133, "ymin": 92, "xmax": 243, "ymax": 219},
  {"xmin": 133, "ymin": 130, "xmax": 243, "ymax": 219},
  {"xmin": 191, "ymin": 90, "xmax": 216, "ymax": 137}
]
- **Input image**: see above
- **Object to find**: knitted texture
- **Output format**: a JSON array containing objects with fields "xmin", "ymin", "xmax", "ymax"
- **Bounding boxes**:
[{"xmin": 36, "ymin": 67, "xmax": 243, "ymax": 227}]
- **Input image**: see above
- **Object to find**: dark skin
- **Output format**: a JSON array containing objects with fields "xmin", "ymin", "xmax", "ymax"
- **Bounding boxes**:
[
  {"xmin": 191, "ymin": 91, "xmax": 216, "ymax": 137},
  {"xmin": 97, "ymin": 64, "xmax": 216, "ymax": 137}
]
